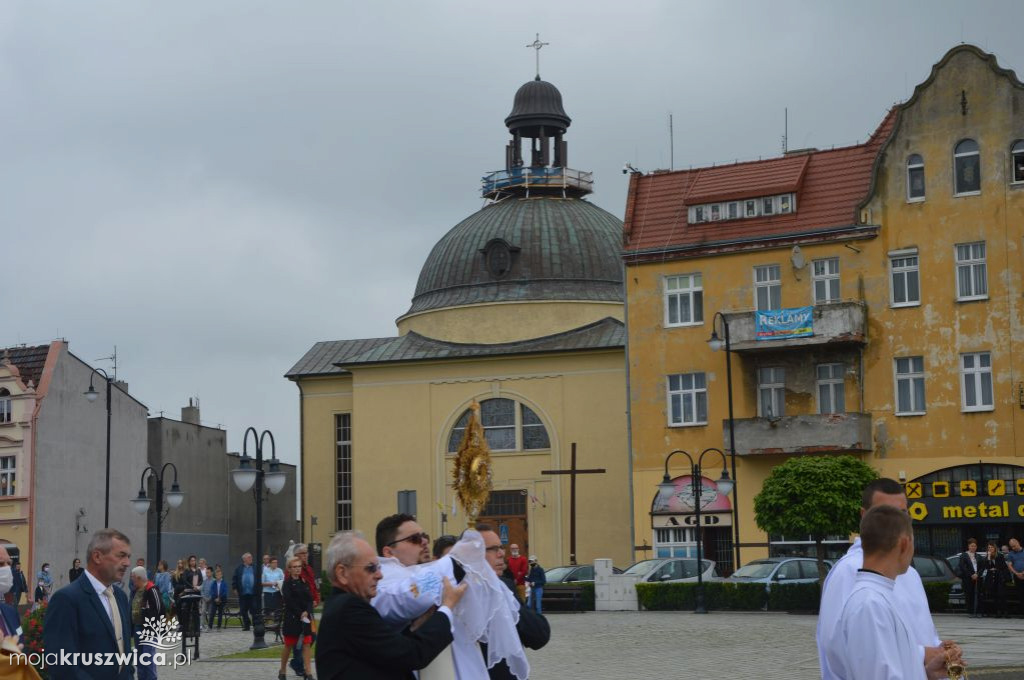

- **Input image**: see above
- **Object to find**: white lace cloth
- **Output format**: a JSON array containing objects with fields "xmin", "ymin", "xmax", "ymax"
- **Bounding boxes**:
[{"xmin": 371, "ymin": 530, "xmax": 528, "ymax": 680}]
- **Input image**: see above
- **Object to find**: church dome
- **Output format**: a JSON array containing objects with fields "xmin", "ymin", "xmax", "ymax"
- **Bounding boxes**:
[
  {"xmin": 404, "ymin": 196, "xmax": 623, "ymax": 317},
  {"xmin": 504, "ymin": 77, "xmax": 571, "ymax": 137}
]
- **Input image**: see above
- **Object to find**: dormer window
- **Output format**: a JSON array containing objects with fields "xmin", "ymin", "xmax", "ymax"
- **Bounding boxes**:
[
  {"xmin": 762, "ymin": 197, "xmax": 774, "ymax": 215},
  {"xmin": 907, "ymin": 154, "xmax": 925, "ymax": 201},
  {"xmin": 1011, "ymin": 140, "xmax": 1024, "ymax": 184},
  {"xmin": 779, "ymin": 195, "xmax": 792, "ymax": 214},
  {"xmin": 710, "ymin": 204, "xmax": 720, "ymax": 221},
  {"xmin": 954, "ymin": 139, "xmax": 980, "ymax": 195},
  {"xmin": 727, "ymin": 202, "xmax": 739, "ymax": 219},
  {"xmin": 745, "ymin": 200, "xmax": 757, "ymax": 217}
]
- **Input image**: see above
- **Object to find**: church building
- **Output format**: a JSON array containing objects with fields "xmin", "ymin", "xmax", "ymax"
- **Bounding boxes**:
[{"xmin": 287, "ymin": 71, "xmax": 633, "ymax": 568}]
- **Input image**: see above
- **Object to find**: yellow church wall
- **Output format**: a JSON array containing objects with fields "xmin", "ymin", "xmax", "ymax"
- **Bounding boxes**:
[
  {"xmin": 298, "ymin": 349, "xmax": 633, "ymax": 569},
  {"xmin": 396, "ymin": 300, "xmax": 623, "ymax": 344}
]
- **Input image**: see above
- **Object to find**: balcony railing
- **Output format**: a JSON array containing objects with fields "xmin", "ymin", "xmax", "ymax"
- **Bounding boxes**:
[
  {"xmin": 724, "ymin": 412, "xmax": 873, "ymax": 456},
  {"xmin": 482, "ymin": 167, "xmax": 593, "ymax": 198},
  {"xmin": 723, "ymin": 301, "xmax": 866, "ymax": 352}
]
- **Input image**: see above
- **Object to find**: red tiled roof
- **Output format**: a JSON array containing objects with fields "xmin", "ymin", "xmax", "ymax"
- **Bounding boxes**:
[
  {"xmin": 1, "ymin": 344, "xmax": 51, "ymax": 389},
  {"xmin": 623, "ymin": 108, "xmax": 897, "ymax": 255},
  {"xmin": 683, "ymin": 153, "xmax": 809, "ymax": 205}
]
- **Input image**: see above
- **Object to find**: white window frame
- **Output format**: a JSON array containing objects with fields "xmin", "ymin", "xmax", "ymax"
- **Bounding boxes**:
[
  {"xmin": 889, "ymin": 249, "xmax": 921, "ymax": 308},
  {"xmin": 955, "ymin": 241, "xmax": 988, "ymax": 301},
  {"xmin": 1012, "ymin": 140, "xmax": 1024, "ymax": 185},
  {"xmin": 779, "ymin": 194, "xmax": 792, "ymax": 214},
  {"xmin": 907, "ymin": 154, "xmax": 925, "ymax": 202},
  {"xmin": 894, "ymin": 356, "xmax": 926, "ymax": 416},
  {"xmin": 811, "ymin": 257, "xmax": 840, "ymax": 304},
  {"xmin": 744, "ymin": 200, "xmax": 758, "ymax": 218},
  {"xmin": 727, "ymin": 202, "xmax": 739, "ymax": 219},
  {"xmin": 762, "ymin": 196, "xmax": 775, "ymax": 216},
  {"xmin": 654, "ymin": 527, "xmax": 698, "ymax": 559},
  {"xmin": 816, "ymin": 363, "xmax": 845, "ymax": 415},
  {"xmin": 335, "ymin": 413, "xmax": 352, "ymax": 532},
  {"xmin": 667, "ymin": 372, "xmax": 708, "ymax": 427},
  {"xmin": 960, "ymin": 352, "xmax": 994, "ymax": 412},
  {"xmin": 954, "ymin": 139, "xmax": 981, "ymax": 196},
  {"xmin": 757, "ymin": 367, "xmax": 786, "ymax": 419},
  {"xmin": 754, "ymin": 264, "xmax": 781, "ymax": 311},
  {"xmin": 0, "ymin": 395, "xmax": 10, "ymax": 424},
  {"xmin": 0, "ymin": 456, "xmax": 13, "ymax": 497},
  {"xmin": 664, "ymin": 274, "xmax": 704, "ymax": 327}
]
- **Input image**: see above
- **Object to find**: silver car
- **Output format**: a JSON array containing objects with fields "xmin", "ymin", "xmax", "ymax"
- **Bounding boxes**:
[
  {"xmin": 623, "ymin": 558, "xmax": 719, "ymax": 583},
  {"xmin": 726, "ymin": 557, "xmax": 831, "ymax": 592}
]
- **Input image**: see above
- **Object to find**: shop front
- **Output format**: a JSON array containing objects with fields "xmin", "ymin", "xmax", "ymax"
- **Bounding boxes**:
[
  {"xmin": 651, "ymin": 475, "xmax": 735, "ymax": 575},
  {"xmin": 907, "ymin": 463, "xmax": 1024, "ymax": 558}
]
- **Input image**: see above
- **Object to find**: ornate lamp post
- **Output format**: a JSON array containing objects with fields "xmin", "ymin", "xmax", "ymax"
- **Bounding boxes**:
[
  {"xmin": 656, "ymin": 448, "xmax": 734, "ymax": 614},
  {"xmin": 130, "ymin": 463, "xmax": 185, "ymax": 565},
  {"xmin": 708, "ymin": 311, "xmax": 741, "ymax": 571},
  {"xmin": 231, "ymin": 427, "xmax": 287, "ymax": 650},
  {"xmin": 83, "ymin": 368, "xmax": 113, "ymax": 527}
]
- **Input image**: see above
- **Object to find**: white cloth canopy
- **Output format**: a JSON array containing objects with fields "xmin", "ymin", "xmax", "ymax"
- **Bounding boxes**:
[
  {"xmin": 817, "ymin": 537, "xmax": 940, "ymax": 679},
  {"xmin": 371, "ymin": 530, "xmax": 529, "ymax": 680},
  {"xmin": 824, "ymin": 570, "xmax": 926, "ymax": 680}
]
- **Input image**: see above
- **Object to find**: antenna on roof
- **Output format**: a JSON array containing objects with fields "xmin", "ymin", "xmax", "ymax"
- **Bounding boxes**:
[
  {"xmin": 781, "ymin": 108, "xmax": 788, "ymax": 154},
  {"xmin": 95, "ymin": 345, "xmax": 118, "ymax": 380},
  {"xmin": 668, "ymin": 112, "xmax": 675, "ymax": 171}
]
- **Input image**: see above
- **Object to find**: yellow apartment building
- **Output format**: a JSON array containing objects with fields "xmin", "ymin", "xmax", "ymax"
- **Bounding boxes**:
[{"xmin": 622, "ymin": 44, "xmax": 1024, "ymax": 568}]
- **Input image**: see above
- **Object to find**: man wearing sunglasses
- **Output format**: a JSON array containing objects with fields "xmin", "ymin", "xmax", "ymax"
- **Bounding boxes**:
[
  {"xmin": 316, "ymin": 531, "xmax": 466, "ymax": 680},
  {"xmin": 376, "ymin": 514, "xmax": 432, "ymax": 566}
]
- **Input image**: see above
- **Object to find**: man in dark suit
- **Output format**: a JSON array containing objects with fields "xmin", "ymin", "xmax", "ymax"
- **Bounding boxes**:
[
  {"xmin": 231, "ymin": 552, "xmax": 257, "ymax": 631},
  {"xmin": 315, "ymin": 531, "xmax": 465, "ymax": 680},
  {"xmin": 44, "ymin": 528, "xmax": 135, "ymax": 680},
  {"xmin": 477, "ymin": 524, "xmax": 550, "ymax": 679}
]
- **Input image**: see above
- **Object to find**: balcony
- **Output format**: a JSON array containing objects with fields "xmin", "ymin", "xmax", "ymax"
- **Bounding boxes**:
[
  {"xmin": 723, "ymin": 301, "xmax": 866, "ymax": 353},
  {"xmin": 724, "ymin": 412, "xmax": 873, "ymax": 456},
  {"xmin": 481, "ymin": 167, "xmax": 594, "ymax": 198}
]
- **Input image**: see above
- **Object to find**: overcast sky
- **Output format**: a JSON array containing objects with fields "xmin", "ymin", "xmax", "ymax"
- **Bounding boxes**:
[{"xmin": 3, "ymin": 2, "xmax": 1021, "ymax": 517}]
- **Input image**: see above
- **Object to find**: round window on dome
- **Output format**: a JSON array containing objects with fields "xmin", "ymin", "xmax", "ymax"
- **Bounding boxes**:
[{"xmin": 481, "ymin": 239, "xmax": 520, "ymax": 279}]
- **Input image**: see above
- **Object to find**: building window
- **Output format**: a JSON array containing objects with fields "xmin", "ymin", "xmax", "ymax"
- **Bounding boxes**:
[
  {"xmin": 745, "ymin": 200, "xmax": 757, "ymax": 217},
  {"xmin": 664, "ymin": 274, "xmax": 704, "ymax": 327},
  {"xmin": 955, "ymin": 242, "xmax": 987, "ymax": 301},
  {"xmin": 817, "ymin": 364, "xmax": 845, "ymax": 414},
  {"xmin": 694, "ymin": 206, "xmax": 706, "ymax": 223},
  {"xmin": 762, "ymin": 197, "xmax": 775, "ymax": 215},
  {"xmin": 727, "ymin": 202, "xmax": 739, "ymax": 219},
  {"xmin": 890, "ymin": 253, "xmax": 920, "ymax": 307},
  {"xmin": 961, "ymin": 352, "xmax": 993, "ymax": 412},
  {"xmin": 1012, "ymin": 140, "xmax": 1024, "ymax": 184},
  {"xmin": 0, "ymin": 389, "xmax": 10, "ymax": 424},
  {"xmin": 907, "ymin": 154, "xmax": 925, "ymax": 200},
  {"xmin": 0, "ymin": 457, "xmax": 14, "ymax": 496},
  {"xmin": 667, "ymin": 373, "xmax": 707, "ymax": 426},
  {"xmin": 758, "ymin": 367, "xmax": 785, "ymax": 418},
  {"xmin": 654, "ymin": 527, "xmax": 698, "ymax": 559},
  {"xmin": 895, "ymin": 357, "xmax": 926, "ymax": 415},
  {"xmin": 779, "ymin": 194, "xmax": 792, "ymax": 214},
  {"xmin": 954, "ymin": 139, "xmax": 981, "ymax": 195},
  {"xmin": 448, "ymin": 398, "xmax": 550, "ymax": 452},
  {"xmin": 812, "ymin": 258, "xmax": 840, "ymax": 304},
  {"xmin": 710, "ymin": 204, "xmax": 720, "ymax": 221},
  {"xmin": 335, "ymin": 414, "xmax": 352, "ymax": 532},
  {"xmin": 754, "ymin": 265, "xmax": 781, "ymax": 311}
]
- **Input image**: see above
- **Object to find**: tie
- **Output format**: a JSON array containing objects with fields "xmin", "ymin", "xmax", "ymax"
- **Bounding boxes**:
[{"xmin": 103, "ymin": 586, "xmax": 125, "ymax": 656}]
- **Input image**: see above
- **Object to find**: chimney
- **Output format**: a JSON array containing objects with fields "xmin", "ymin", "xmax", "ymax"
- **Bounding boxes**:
[{"xmin": 182, "ymin": 398, "xmax": 200, "ymax": 425}]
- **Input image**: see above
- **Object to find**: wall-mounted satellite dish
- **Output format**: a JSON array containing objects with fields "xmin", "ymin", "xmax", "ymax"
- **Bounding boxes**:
[{"xmin": 790, "ymin": 245, "xmax": 806, "ymax": 269}]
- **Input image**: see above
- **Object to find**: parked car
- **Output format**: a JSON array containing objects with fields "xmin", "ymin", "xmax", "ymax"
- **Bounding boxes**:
[
  {"xmin": 544, "ymin": 564, "xmax": 621, "ymax": 583},
  {"xmin": 726, "ymin": 557, "xmax": 832, "ymax": 592},
  {"xmin": 622, "ymin": 558, "xmax": 719, "ymax": 583},
  {"xmin": 924, "ymin": 554, "xmax": 964, "ymax": 608}
]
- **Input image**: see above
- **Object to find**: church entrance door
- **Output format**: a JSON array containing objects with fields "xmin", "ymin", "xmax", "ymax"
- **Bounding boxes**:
[{"xmin": 478, "ymin": 490, "xmax": 529, "ymax": 554}]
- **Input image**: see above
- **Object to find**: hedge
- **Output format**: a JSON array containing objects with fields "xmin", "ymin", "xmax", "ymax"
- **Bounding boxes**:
[
  {"xmin": 923, "ymin": 582, "xmax": 953, "ymax": 613},
  {"xmin": 636, "ymin": 581, "xmax": 823, "ymax": 612}
]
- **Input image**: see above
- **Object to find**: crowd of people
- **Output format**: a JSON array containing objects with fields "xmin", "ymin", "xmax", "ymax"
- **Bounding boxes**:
[{"xmin": 957, "ymin": 536, "xmax": 1024, "ymax": 618}]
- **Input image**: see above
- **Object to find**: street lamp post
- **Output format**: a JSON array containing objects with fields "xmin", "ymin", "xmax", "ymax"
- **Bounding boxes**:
[
  {"xmin": 83, "ymin": 369, "xmax": 113, "ymax": 527},
  {"xmin": 708, "ymin": 311, "xmax": 741, "ymax": 572},
  {"xmin": 657, "ymin": 448, "xmax": 734, "ymax": 614},
  {"xmin": 130, "ymin": 463, "xmax": 186, "ymax": 566},
  {"xmin": 231, "ymin": 427, "xmax": 287, "ymax": 650}
]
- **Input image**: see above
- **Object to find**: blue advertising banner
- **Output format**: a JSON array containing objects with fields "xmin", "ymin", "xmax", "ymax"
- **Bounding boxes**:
[{"xmin": 756, "ymin": 306, "xmax": 813, "ymax": 340}]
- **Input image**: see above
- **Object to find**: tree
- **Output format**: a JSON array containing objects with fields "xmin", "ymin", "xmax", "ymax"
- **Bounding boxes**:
[{"xmin": 753, "ymin": 455, "xmax": 877, "ymax": 580}]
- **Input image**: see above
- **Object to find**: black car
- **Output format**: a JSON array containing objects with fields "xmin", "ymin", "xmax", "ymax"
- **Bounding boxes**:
[{"xmin": 544, "ymin": 564, "xmax": 621, "ymax": 583}]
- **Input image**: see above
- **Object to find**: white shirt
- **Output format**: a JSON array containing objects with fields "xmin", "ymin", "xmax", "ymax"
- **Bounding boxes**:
[
  {"xmin": 817, "ymin": 538, "xmax": 939, "ymax": 679},
  {"xmin": 84, "ymin": 569, "xmax": 113, "ymax": 621},
  {"xmin": 262, "ymin": 566, "xmax": 285, "ymax": 593},
  {"xmin": 826, "ymin": 571, "xmax": 925, "ymax": 680}
]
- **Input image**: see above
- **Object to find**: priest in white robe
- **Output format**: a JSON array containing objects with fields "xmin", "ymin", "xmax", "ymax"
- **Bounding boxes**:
[
  {"xmin": 817, "ymin": 478, "xmax": 959, "ymax": 679},
  {"xmin": 824, "ymin": 504, "xmax": 948, "ymax": 680}
]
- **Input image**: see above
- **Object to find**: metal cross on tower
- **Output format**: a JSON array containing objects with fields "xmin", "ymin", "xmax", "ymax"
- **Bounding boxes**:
[{"xmin": 526, "ymin": 33, "xmax": 549, "ymax": 79}]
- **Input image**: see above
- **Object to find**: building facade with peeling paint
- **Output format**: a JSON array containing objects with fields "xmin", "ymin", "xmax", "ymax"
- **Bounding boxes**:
[{"xmin": 622, "ymin": 44, "xmax": 1024, "ymax": 566}]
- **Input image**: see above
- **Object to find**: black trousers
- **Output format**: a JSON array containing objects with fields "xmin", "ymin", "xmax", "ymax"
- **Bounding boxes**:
[
  {"xmin": 239, "ymin": 593, "xmax": 258, "ymax": 629},
  {"xmin": 963, "ymin": 577, "xmax": 979, "ymax": 615},
  {"xmin": 208, "ymin": 600, "xmax": 225, "ymax": 629}
]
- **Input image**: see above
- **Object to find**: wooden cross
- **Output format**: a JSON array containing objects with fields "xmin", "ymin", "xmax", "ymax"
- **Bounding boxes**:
[
  {"xmin": 541, "ymin": 443, "xmax": 605, "ymax": 565},
  {"xmin": 526, "ymin": 33, "xmax": 549, "ymax": 79}
]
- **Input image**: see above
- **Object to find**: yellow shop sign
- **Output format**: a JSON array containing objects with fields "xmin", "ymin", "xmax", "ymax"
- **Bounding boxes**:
[{"xmin": 910, "ymin": 497, "xmax": 1024, "ymax": 525}]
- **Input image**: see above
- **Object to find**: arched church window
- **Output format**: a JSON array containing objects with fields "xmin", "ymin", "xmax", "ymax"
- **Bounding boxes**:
[
  {"xmin": 0, "ymin": 389, "xmax": 11, "ymax": 424},
  {"xmin": 448, "ymin": 398, "xmax": 550, "ymax": 453}
]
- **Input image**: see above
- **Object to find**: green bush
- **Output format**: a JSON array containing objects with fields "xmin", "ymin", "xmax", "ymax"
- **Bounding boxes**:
[
  {"xmin": 923, "ymin": 582, "xmax": 952, "ymax": 613},
  {"xmin": 320, "ymin": 570, "xmax": 333, "ymax": 602},
  {"xmin": 636, "ymin": 581, "xmax": 695, "ymax": 610},
  {"xmin": 766, "ymin": 582, "xmax": 821, "ymax": 612}
]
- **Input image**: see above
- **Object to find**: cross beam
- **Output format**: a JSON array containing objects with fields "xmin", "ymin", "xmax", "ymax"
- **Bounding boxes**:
[{"xmin": 541, "ymin": 443, "xmax": 606, "ymax": 565}]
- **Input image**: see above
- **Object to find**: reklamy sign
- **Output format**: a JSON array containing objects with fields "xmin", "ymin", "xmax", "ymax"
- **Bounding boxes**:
[
  {"xmin": 756, "ymin": 306, "xmax": 813, "ymax": 340},
  {"xmin": 907, "ymin": 496, "xmax": 1024, "ymax": 525}
]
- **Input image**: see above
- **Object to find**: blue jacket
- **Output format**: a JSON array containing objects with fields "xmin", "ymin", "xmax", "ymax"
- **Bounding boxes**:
[
  {"xmin": 210, "ymin": 579, "xmax": 229, "ymax": 601},
  {"xmin": 232, "ymin": 564, "xmax": 255, "ymax": 595},
  {"xmin": 0, "ymin": 601, "xmax": 21, "ymax": 644},
  {"xmin": 44, "ymin": 573, "xmax": 135, "ymax": 680}
]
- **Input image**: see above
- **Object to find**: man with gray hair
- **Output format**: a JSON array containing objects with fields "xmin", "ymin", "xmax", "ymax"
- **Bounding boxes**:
[
  {"xmin": 44, "ymin": 528, "xmax": 135, "ymax": 680},
  {"xmin": 231, "ymin": 552, "xmax": 257, "ymax": 632},
  {"xmin": 315, "ymin": 531, "xmax": 465, "ymax": 679}
]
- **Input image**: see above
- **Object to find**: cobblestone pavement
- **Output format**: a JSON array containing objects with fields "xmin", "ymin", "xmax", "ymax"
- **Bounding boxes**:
[{"xmin": 156, "ymin": 612, "xmax": 1024, "ymax": 679}]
